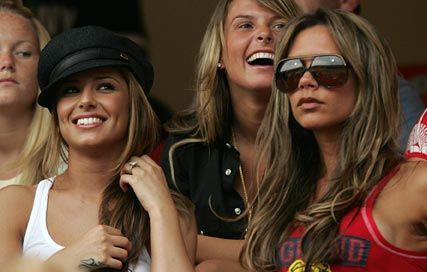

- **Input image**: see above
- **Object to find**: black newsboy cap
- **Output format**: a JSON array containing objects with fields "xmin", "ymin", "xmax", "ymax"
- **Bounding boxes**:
[{"xmin": 37, "ymin": 25, "xmax": 154, "ymax": 109}]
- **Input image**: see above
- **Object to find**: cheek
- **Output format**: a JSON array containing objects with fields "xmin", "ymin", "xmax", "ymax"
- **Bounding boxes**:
[
  {"xmin": 56, "ymin": 100, "xmax": 71, "ymax": 122},
  {"xmin": 21, "ymin": 61, "xmax": 39, "ymax": 98},
  {"xmin": 337, "ymin": 80, "xmax": 357, "ymax": 116},
  {"xmin": 288, "ymin": 93, "xmax": 299, "ymax": 114},
  {"xmin": 223, "ymin": 33, "xmax": 247, "ymax": 60},
  {"xmin": 272, "ymin": 30, "xmax": 284, "ymax": 45},
  {"xmin": 106, "ymin": 95, "xmax": 130, "ymax": 125},
  {"xmin": 340, "ymin": 96, "xmax": 356, "ymax": 117}
]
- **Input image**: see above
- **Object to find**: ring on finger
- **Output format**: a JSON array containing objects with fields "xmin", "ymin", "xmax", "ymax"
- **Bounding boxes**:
[{"xmin": 128, "ymin": 161, "xmax": 137, "ymax": 173}]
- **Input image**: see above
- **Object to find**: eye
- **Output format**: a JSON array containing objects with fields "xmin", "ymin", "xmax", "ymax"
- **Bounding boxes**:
[
  {"xmin": 238, "ymin": 22, "xmax": 253, "ymax": 29},
  {"xmin": 60, "ymin": 86, "xmax": 80, "ymax": 97},
  {"xmin": 272, "ymin": 21, "xmax": 287, "ymax": 31},
  {"xmin": 97, "ymin": 82, "xmax": 116, "ymax": 92},
  {"xmin": 15, "ymin": 51, "xmax": 32, "ymax": 58}
]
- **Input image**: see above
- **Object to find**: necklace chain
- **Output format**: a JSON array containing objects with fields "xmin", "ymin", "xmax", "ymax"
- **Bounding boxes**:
[{"xmin": 231, "ymin": 129, "xmax": 252, "ymax": 228}]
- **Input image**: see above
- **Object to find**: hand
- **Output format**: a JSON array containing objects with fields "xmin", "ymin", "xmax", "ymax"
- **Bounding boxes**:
[
  {"xmin": 120, "ymin": 155, "xmax": 175, "ymax": 215},
  {"xmin": 48, "ymin": 225, "xmax": 131, "ymax": 271}
]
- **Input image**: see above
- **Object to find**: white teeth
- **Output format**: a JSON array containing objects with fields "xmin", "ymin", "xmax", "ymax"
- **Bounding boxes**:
[
  {"xmin": 247, "ymin": 52, "xmax": 275, "ymax": 62},
  {"xmin": 76, "ymin": 117, "xmax": 103, "ymax": 126}
]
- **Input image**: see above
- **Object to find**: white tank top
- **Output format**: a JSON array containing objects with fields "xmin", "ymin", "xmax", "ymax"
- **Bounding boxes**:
[{"xmin": 23, "ymin": 178, "xmax": 151, "ymax": 272}]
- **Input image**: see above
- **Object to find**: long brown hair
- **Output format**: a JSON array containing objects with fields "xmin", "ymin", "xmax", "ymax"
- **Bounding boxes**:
[
  {"xmin": 43, "ymin": 70, "xmax": 191, "ymax": 270},
  {"xmin": 242, "ymin": 9, "xmax": 402, "ymax": 271}
]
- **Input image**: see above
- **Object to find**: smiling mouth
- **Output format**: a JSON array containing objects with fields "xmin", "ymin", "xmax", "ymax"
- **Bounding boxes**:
[
  {"xmin": 75, "ymin": 117, "xmax": 104, "ymax": 126},
  {"xmin": 247, "ymin": 52, "xmax": 274, "ymax": 66}
]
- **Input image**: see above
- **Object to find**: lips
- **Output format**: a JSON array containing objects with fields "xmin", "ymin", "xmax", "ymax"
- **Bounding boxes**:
[
  {"xmin": 0, "ymin": 78, "xmax": 18, "ymax": 84},
  {"xmin": 297, "ymin": 97, "xmax": 323, "ymax": 110}
]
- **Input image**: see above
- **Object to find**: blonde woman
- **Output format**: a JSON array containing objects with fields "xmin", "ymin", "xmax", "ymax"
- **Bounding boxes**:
[
  {"xmin": 243, "ymin": 9, "xmax": 427, "ymax": 271},
  {"xmin": 160, "ymin": 0, "xmax": 300, "ymax": 270},
  {"xmin": 0, "ymin": 0, "xmax": 53, "ymax": 187},
  {"xmin": 0, "ymin": 26, "xmax": 196, "ymax": 272}
]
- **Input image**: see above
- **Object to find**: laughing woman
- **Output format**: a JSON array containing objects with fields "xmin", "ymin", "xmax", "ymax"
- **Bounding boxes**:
[
  {"xmin": 161, "ymin": 0, "xmax": 300, "ymax": 270},
  {"xmin": 243, "ymin": 9, "xmax": 427, "ymax": 272},
  {"xmin": 0, "ymin": 26, "xmax": 196, "ymax": 272}
]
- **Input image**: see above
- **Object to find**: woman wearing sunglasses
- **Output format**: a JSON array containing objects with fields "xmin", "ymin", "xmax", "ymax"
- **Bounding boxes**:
[
  {"xmin": 242, "ymin": 9, "xmax": 427, "ymax": 271},
  {"xmin": 0, "ymin": 26, "xmax": 196, "ymax": 272},
  {"xmin": 161, "ymin": 0, "xmax": 300, "ymax": 270}
]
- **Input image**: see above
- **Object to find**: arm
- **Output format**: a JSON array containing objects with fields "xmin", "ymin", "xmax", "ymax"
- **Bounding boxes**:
[
  {"xmin": 149, "ymin": 199, "xmax": 196, "ymax": 272},
  {"xmin": 47, "ymin": 225, "xmax": 131, "ymax": 271},
  {"xmin": 0, "ymin": 185, "xmax": 131, "ymax": 271},
  {"xmin": 120, "ymin": 155, "xmax": 196, "ymax": 272},
  {"xmin": 0, "ymin": 185, "xmax": 33, "ymax": 264},
  {"xmin": 175, "ymin": 192, "xmax": 198, "ymax": 265},
  {"xmin": 196, "ymin": 236, "xmax": 244, "ymax": 264}
]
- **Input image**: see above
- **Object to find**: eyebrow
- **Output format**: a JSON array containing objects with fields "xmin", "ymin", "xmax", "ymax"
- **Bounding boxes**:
[
  {"xmin": 94, "ymin": 75, "xmax": 115, "ymax": 80},
  {"xmin": 60, "ymin": 75, "xmax": 119, "ymax": 84},
  {"xmin": 11, "ymin": 40, "xmax": 38, "ymax": 49},
  {"xmin": 230, "ymin": 14, "xmax": 284, "ymax": 24},
  {"xmin": 231, "ymin": 15, "xmax": 253, "ymax": 22}
]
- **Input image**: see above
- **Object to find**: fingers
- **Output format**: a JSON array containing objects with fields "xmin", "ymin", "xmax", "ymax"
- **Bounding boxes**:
[
  {"xmin": 108, "ymin": 245, "xmax": 129, "ymax": 262},
  {"xmin": 96, "ymin": 226, "xmax": 132, "ymax": 268},
  {"xmin": 139, "ymin": 154, "xmax": 158, "ymax": 167},
  {"xmin": 121, "ymin": 160, "xmax": 138, "ymax": 176},
  {"xmin": 74, "ymin": 225, "xmax": 133, "ymax": 271},
  {"xmin": 99, "ymin": 225, "xmax": 132, "ymax": 250},
  {"xmin": 122, "ymin": 156, "xmax": 165, "ymax": 182},
  {"xmin": 109, "ymin": 231, "xmax": 132, "ymax": 253},
  {"xmin": 126, "ymin": 155, "xmax": 160, "ymax": 171},
  {"xmin": 101, "ymin": 225, "xmax": 125, "ymax": 236}
]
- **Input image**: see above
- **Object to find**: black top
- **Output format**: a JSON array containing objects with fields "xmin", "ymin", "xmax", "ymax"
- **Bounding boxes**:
[{"xmin": 160, "ymin": 133, "xmax": 247, "ymax": 239}]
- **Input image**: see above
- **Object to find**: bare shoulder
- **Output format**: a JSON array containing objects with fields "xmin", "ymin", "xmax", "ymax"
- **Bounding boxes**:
[
  {"xmin": 0, "ymin": 184, "xmax": 35, "ymax": 204},
  {"xmin": 0, "ymin": 185, "xmax": 36, "ymax": 260},
  {"xmin": 0, "ymin": 185, "xmax": 35, "ymax": 229}
]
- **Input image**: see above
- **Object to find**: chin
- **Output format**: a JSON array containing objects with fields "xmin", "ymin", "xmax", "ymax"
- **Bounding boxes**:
[
  {"xmin": 299, "ymin": 119, "xmax": 344, "ymax": 133},
  {"xmin": 247, "ymin": 81, "xmax": 273, "ymax": 93}
]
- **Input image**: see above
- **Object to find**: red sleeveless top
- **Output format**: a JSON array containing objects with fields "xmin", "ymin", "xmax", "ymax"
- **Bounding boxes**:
[{"xmin": 277, "ymin": 167, "xmax": 427, "ymax": 271}]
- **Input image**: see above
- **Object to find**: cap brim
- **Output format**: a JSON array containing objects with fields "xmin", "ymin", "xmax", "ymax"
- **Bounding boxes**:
[{"xmin": 38, "ymin": 59, "xmax": 130, "ymax": 109}]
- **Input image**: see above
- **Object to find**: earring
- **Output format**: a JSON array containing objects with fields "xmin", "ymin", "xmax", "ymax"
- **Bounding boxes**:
[{"xmin": 217, "ymin": 62, "xmax": 224, "ymax": 69}]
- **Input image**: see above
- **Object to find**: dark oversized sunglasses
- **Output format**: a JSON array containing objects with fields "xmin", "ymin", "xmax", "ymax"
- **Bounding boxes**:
[{"xmin": 275, "ymin": 54, "xmax": 349, "ymax": 93}]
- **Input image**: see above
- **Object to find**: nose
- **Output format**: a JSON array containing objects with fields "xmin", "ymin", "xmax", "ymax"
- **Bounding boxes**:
[
  {"xmin": 78, "ymin": 87, "xmax": 98, "ymax": 109},
  {"xmin": 0, "ymin": 52, "xmax": 15, "ymax": 72},
  {"xmin": 298, "ymin": 70, "xmax": 319, "ymax": 91},
  {"xmin": 256, "ymin": 26, "xmax": 273, "ymax": 44}
]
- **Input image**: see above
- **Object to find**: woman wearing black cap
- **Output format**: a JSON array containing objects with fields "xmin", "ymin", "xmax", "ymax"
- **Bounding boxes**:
[{"xmin": 0, "ymin": 26, "xmax": 196, "ymax": 272}]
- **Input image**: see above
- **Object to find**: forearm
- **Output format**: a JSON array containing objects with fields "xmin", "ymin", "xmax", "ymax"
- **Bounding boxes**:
[
  {"xmin": 196, "ymin": 235, "xmax": 244, "ymax": 264},
  {"xmin": 149, "ymin": 202, "xmax": 195, "ymax": 272},
  {"xmin": 47, "ymin": 251, "xmax": 79, "ymax": 272}
]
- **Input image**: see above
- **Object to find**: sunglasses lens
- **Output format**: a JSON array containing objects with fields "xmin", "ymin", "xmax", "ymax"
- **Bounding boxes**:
[
  {"xmin": 311, "ymin": 65, "xmax": 348, "ymax": 88},
  {"xmin": 311, "ymin": 55, "xmax": 348, "ymax": 88},
  {"xmin": 276, "ymin": 59, "xmax": 305, "ymax": 93}
]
